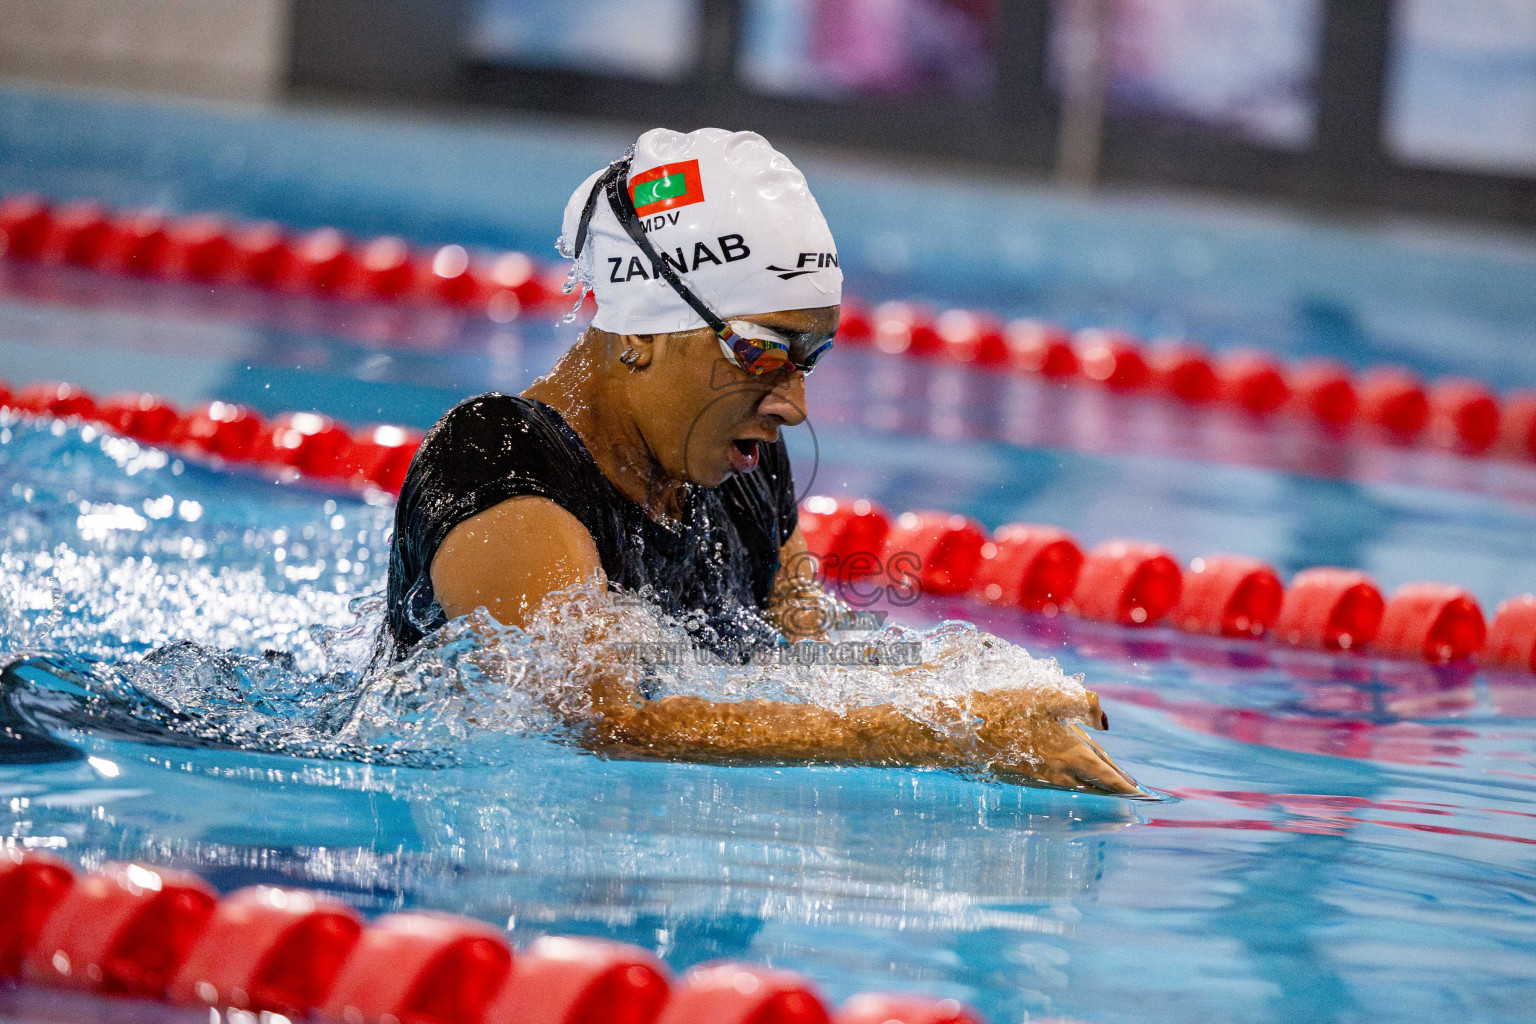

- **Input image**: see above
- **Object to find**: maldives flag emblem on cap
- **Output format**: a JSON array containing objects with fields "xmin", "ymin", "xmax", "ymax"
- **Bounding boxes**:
[{"xmin": 629, "ymin": 159, "xmax": 705, "ymax": 216}]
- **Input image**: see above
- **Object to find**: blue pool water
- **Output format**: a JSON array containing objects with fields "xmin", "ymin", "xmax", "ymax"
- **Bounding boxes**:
[{"xmin": 3, "ymin": 85, "xmax": 1536, "ymax": 1024}]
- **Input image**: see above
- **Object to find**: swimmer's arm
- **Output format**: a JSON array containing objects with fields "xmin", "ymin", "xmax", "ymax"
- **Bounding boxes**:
[
  {"xmin": 432, "ymin": 502, "xmax": 1138, "ymax": 794},
  {"xmin": 593, "ymin": 684, "xmax": 1140, "ymax": 796},
  {"xmin": 432, "ymin": 496, "xmax": 647, "ymax": 712},
  {"xmin": 432, "ymin": 495, "xmax": 606, "ymax": 630},
  {"xmin": 593, "ymin": 694, "xmax": 958, "ymax": 767}
]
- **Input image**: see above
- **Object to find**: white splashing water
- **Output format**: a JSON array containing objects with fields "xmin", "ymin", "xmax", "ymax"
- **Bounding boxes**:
[{"xmin": 0, "ymin": 411, "xmax": 1095, "ymax": 771}]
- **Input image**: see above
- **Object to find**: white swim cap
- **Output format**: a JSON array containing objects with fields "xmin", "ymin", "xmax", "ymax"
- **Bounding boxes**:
[{"xmin": 559, "ymin": 127, "xmax": 842, "ymax": 335}]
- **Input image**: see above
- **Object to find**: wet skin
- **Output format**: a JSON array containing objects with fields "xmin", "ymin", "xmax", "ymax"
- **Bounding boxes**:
[
  {"xmin": 529, "ymin": 306, "xmax": 837, "ymax": 517},
  {"xmin": 429, "ymin": 305, "xmax": 1141, "ymax": 796}
]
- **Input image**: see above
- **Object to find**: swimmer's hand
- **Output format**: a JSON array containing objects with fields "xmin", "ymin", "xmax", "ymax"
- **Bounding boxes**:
[{"xmin": 965, "ymin": 688, "xmax": 1142, "ymax": 797}]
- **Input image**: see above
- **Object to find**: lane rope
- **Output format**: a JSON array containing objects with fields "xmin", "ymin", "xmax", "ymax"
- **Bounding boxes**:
[
  {"xmin": 3, "ymin": 193, "xmax": 1534, "ymax": 466},
  {"xmin": 0, "ymin": 850, "xmax": 985, "ymax": 1024},
  {"xmin": 3, "ymin": 383, "xmax": 1533, "ymax": 674}
]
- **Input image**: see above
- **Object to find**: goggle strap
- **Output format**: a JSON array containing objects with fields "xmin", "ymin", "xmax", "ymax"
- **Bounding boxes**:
[
  {"xmin": 802, "ymin": 337, "xmax": 834, "ymax": 365},
  {"xmin": 598, "ymin": 160, "xmax": 734, "ymax": 338},
  {"xmin": 570, "ymin": 156, "xmax": 624, "ymax": 265},
  {"xmin": 576, "ymin": 157, "xmax": 830, "ymax": 374}
]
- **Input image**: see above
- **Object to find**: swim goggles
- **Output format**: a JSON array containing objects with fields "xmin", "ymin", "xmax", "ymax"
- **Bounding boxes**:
[
  {"xmin": 719, "ymin": 319, "xmax": 834, "ymax": 377},
  {"xmin": 571, "ymin": 157, "xmax": 834, "ymax": 378}
]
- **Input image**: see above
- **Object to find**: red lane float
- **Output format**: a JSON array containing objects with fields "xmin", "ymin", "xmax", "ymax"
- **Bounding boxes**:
[
  {"xmin": 422, "ymin": 244, "xmax": 482, "ymax": 306},
  {"xmin": 972, "ymin": 524, "xmax": 1084, "ymax": 612},
  {"xmin": 833, "ymin": 300, "xmax": 872, "ymax": 346},
  {"xmin": 161, "ymin": 214, "xmax": 236, "ymax": 282},
  {"xmin": 0, "ymin": 850, "xmax": 75, "ymax": 978},
  {"xmin": 799, "ymin": 496, "xmax": 892, "ymax": 578},
  {"xmin": 655, "ymin": 963, "xmax": 830, "ymax": 1024},
  {"xmin": 1146, "ymin": 343, "xmax": 1218, "ymax": 403},
  {"xmin": 23, "ymin": 862, "xmax": 217, "ymax": 998},
  {"xmin": 12, "ymin": 381, "xmax": 99, "ymax": 420},
  {"xmin": 0, "ymin": 193, "xmax": 52, "ymax": 259},
  {"xmin": 1074, "ymin": 329, "xmax": 1148, "ymax": 391},
  {"xmin": 229, "ymin": 221, "xmax": 296, "ymax": 286},
  {"xmin": 485, "ymin": 251, "xmax": 551, "ymax": 313},
  {"xmin": 487, "ymin": 936, "xmax": 670, "ymax": 1024},
  {"xmin": 1071, "ymin": 541, "xmax": 1183, "ymax": 626},
  {"xmin": 1286, "ymin": 360, "xmax": 1358, "ymax": 426},
  {"xmin": 1006, "ymin": 321, "xmax": 1079, "ymax": 377},
  {"xmin": 0, "ymin": 854, "xmax": 983, "ymax": 1024},
  {"xmin": 884, "ymin": 511, "xmax": 988, "ymax": 595},
  {"xmin": 96, "ymin": 392, "xmax": 183, "ymax": 444},
  {"xmin": 1500, "ymin": 390, "xmax": 1536, "ymax": 460},
  {"xmin": 936, "ymin": 310, "xmax": 1008, "ymax": 367},
  {"xmin": 1, "ymin": 383, "xmax": 424, "ymax": 495},
  {"xmin": 1216, "ymin": 351, "xmax": 1290, "ymax": 415},
  {"xmin": 1274, "ymin": 568, "xmax": 1384, "ymax": 651},
  {"xmin": 39, "ymin": 200, "xmax": 111, "ymax": 267},
  {"xmin": 1374, "ymin": 583, "xmax": 1486, "ymax": 664},
  {"xmin": 171, "ymin": 400, "xmax": 267, "ymax": 458},
  {"xmin": 872, "ymin": 303, "xmax": 944, "ymax": 358},
  {"xmin": 1427, "ymin": 378, "xmax": 1500, "ymax": 453},
  {"xmin": 282, "ymin": 227, "xmax": 358, "ymax": 294},
  {"xmin": 321, "ymin": 911, "xmax": 513, "ymax": 1024},
  {"xmin": 168, "ymin": 885, "xmax": 363, "ymax": 1017},
  {"xmin": 270, "ymin": 411, "xmax": 354, "ymax": 477},
  {"xmin": 1357, "ymin": 368, "xmax": 1429, "ymax": 439},
  {"xmin": 1486, "ymin": 595, "xmax": 1536, "ymax": 672},
  {"xmin": 837, "ymin": 993, "xmax": 984, "ymax": 1024},
  {"xmin": 353, "ymin": 235, "xmax": 417, "ymax": 299},
  {"xmin": 1174, "ymin": 555, "xmax": 1283, "ymax": 638},
  {"xmin": 99, "ymin": 209, "xmax": 170, "ymax": 276},
  {"xmin": 347, "ymin": 423, "xmax": 426, "ymax": 493}
]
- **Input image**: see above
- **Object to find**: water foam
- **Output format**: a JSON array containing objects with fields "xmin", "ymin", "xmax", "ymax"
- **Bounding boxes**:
[{"xmin": 1, "ymin": 412, "xmax": 1097, "ymax": 774}]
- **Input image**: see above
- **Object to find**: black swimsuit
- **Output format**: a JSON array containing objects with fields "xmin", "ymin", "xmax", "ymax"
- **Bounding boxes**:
[{"xmin": 377, "ymin": 393, "xmax": 798, "ymax": 663}]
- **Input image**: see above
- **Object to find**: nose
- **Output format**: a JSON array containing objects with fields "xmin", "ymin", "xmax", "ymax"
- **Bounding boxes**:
[{"xmin": 756, "ymin": 371, "xmax": 807, "ymax": 426}]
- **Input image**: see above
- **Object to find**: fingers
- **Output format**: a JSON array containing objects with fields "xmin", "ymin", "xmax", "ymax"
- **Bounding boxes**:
[
  {"xmin": 969, "ymin": 686, "xmax": 1139, "ymax": 796},
  {"xmin": 1013, "ymin": 685, "xmax": 1107, "ymax": 730},
  {"xmin": 1062, "ymin": 725, "xmax": 1141, "ymax": 795},
  {"xmin": 993, "ymin": 722, "xmax": 1142, "ymax": 797},
  {"xmin": 1084, "ymin": 690, "xmax": 1109, "ymax": 731}
]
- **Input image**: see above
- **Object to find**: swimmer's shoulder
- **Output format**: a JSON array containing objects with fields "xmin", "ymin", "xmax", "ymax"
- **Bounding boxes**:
[
  {"xmin": 434, "ymin": 391, "xmax": 544, "ymax": 434},
  {"xmin": 420, "ymin": 392, "xmax": 579, "ymax": 458},
  {"xmin": 402, "ymin": 392, "xmax": 598, "ymax": 505}
]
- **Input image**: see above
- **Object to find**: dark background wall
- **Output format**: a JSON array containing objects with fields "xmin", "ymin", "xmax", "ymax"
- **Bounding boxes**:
[{"xmin": 288, "ymin": 0, "xmax": 1535, "ymax": 228}]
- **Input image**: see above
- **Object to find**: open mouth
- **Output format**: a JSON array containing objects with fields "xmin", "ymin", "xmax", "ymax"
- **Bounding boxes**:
[{"xmin": 728, "ymin": 438, "xmax": 761, "ymax": 474}]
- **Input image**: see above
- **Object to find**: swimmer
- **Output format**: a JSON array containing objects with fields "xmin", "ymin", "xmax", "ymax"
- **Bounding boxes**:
[{"xmin": 379, "ymin": 128, "xmax": 1139, "ymax": 796}]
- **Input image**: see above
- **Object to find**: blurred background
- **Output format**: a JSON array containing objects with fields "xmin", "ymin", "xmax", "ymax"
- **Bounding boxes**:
[
  {"xmin": 3, "ymin": 11, "xmax": 1536, "ymax": 1023},
  {"xmin": 2, "ymin": 0, "xmax": 1532, "ymax": 227}
]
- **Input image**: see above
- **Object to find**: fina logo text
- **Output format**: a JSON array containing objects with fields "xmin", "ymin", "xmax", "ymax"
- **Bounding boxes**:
[{"xmin": 766, "ymin": 252, "xmax": 839, "ymax": 280}]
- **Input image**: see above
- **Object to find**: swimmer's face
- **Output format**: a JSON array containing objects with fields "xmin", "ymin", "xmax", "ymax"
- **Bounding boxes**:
[{"xmin": 631, "ymin": 305, "xmax": 837, "ymax": 487}]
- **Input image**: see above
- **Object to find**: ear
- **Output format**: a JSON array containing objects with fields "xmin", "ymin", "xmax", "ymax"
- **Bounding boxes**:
[{"xmin": 620, "ymin": 332, "xmax": 657, "ymax": 369}]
